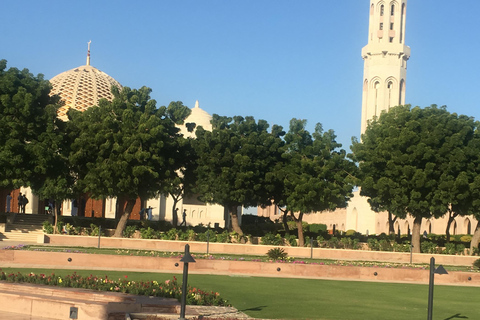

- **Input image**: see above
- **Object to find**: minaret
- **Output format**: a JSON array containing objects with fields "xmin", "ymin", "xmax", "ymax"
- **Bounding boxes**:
[{"xmin": 360, "ymin": 0, "xmax": 410, "ymax": 134}]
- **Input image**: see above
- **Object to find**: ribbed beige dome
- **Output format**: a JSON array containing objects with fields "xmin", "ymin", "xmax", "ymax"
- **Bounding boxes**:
[{"xmin": 50, "ymin": 65, "xmax": 122, "ymax": 120}]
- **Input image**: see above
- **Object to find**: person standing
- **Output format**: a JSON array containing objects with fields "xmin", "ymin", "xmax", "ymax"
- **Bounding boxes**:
[
  {"xmin": 180, "ymin": 209, "xmax": 187, "ymax": 226},
  {"xmin": 6, "ymin": 193, "xmax": 12, "ymax": 213},
  {"xmin": 17, "ymin": 192, "xmax": 23, "ymax": 213},
  {"xmin": 147, "ymin": 206, "xmax": 153, "ymax": 220},
  {"xmin": 21, "ymin": 194, "xmax": 28, "ymax": 214}
]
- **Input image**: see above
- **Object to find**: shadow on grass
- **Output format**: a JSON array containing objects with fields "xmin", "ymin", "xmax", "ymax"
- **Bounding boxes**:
[
  {"xmin": 241, "ymin": 305, "xmax": 267, "ymax": 312},
  {"xmin": 444, "ymin": 314, "xmax": 468, "ymax": 320}
]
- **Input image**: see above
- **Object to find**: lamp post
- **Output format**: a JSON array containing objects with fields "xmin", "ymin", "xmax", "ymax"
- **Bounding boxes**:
[
  {"xmin": 427, "ymin": 257, "xmax": 448, "ymax": 320},
  {"xmin": 179, "ymin": 244, "xmax": 196, "ymax": 320}
]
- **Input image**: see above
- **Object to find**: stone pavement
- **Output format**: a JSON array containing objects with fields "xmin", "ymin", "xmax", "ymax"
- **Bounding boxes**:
[{"xmin": 0, "ymin": 311, "xmax": 57, "ymax": 320}]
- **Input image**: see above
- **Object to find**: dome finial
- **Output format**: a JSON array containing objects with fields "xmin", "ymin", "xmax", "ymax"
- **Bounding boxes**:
[
  {"xmin": 86, "ymin": 40, "xmax": 91, "ymax": 66},
  {"xmin": 195, "ymin": 100, "xmax": 199, "ymax": 108}
]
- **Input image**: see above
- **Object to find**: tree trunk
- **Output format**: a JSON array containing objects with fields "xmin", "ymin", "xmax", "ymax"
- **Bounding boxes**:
[
  {"xmin": 171, "ymin": 196, "xmax": 179, "ymax": 227},
  {"xmin": 113, "ymin": 198, "xmax": 136, "ymax": 238},
  {"xmin": 291, "ymin": 211, "xmax": 304, "ymax": 247},
  {"xmin": 388, "ymin": 212, "xmax": 397, "ymax": 235},
  {"xmin": 470, "ymin": 221, "xmax": 480, "ymax": 255},
  {"xmin": 445, "ymin": 210, "xmax": 458, "ymax": 243},
  {"xmin": 230, "ymin": 205, "xmax": 243, "ymax": 235},
  {"xmin": 411, "ymin": 216, "xmax": 422, "ymax": 253},
  {"xmin": 280, "ymin": 208, "xmax": 290, "ymax": 236},
  {"xmin": 115, "ymin": 196, "xmax": 127, "ymax": 220}
]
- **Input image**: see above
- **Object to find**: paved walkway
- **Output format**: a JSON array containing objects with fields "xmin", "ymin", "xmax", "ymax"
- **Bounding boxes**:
[{"xmin": 0, "ymin": 311, "xmax": 57, "ymax": 320}]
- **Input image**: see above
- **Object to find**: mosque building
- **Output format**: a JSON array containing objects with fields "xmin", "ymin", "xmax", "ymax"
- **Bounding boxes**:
[
  {"xmin": 8, "ymin": 42, "xmax": 228, "ymax": 228},
  {"xmin": 260, "ymin": 0, "xmax": 477, "ymax": 237}
]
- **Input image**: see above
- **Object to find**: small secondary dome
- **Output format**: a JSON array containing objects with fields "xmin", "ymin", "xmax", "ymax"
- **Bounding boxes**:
[
  {"xmin": 50, "ymin": 42, "xmax": 122, "ymax": 120},
  {"xmin": 179, "ymin": 100, "xmax": 213, "ymax": 137}
]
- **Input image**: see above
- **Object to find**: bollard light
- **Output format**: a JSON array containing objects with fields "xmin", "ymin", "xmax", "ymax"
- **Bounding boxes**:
[
  {"xmin": 179, "ymin": 244, "xmax": 196, "ymax": 320},
  {"xmin": 427, "ymin": 257, "xmax": 448, "ymax": 320}
]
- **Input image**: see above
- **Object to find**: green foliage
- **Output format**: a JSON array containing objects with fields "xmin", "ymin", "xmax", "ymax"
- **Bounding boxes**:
[
  {"xmin": 421, "ymin": 241, "xmax": 439, "ymax": 254},
  {"xmin": 193, "ymin": 115, "xmax": 285, "ymax": 234},
  {"xmin": 345, "ymin": 229, "xmax": 356, "ymax": 236},
  {"xmin": 307, "ymin": 224, "xmax": 328, "ymax": 234},
  {"xmin": 42, "ymin": 221, "xmax": 54, "ymax": 234},
  {"xmin": 261, "ymin": 232, "xmax": 284, "ymax": 246},
  {"xmin": 123, "ymin": 225, "xmax": 137, "ymax": 238},
  {"xmin": 443, "ymin": 243, "xmax": 466, "ymax": 255},
  {"xmin": 473, "ymin": 259, "xmax": 480, "ymax": 270},
  {"xmin": 197, "ymin": 229, "xmax": 217, "ymax": 242},
  {"xmin": 460, "ymin": 235, "xmax": 472, "ymax": 243},
  {"xmin": 353, "ymin": 105, "xmax": 480, "ymax": 252},
  {"xmin": 285, "ymin": 234, "xmax": 298, "ymax": 246},
  {"xmin": 215, "ymin": 230, "xmax": 231, "ymax": 243},
  {"xmin": 267, "ymin": 247, "xmax": 288, "ymax": 261}
]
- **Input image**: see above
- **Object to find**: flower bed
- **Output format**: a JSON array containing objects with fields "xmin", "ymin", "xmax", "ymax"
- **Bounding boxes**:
[{"xmin": 0, "ymin": 271, "xmax": 228, "ymax": 306}]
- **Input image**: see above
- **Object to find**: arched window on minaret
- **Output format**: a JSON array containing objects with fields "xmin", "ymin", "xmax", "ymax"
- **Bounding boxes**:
[
  {"xmin": 399, "ymin": 79, "xmax": 405, "ymax": 105},
  {"xmin": 387, "ymin": 80, "xmax": 394, "ymax": 110},
  {"xmin": 391, "ymin": 4, "xmax": 395, "ymax": 16},
  {"xmin": 400, "ymin": 3, "xmax": 406, "ymax": 43},
  {"xmin": 380, "ymin": 5, "xmax": 384, "ymax": 16},
  {"xmin": 374, "ymin": 81, "xmax": 380, "ymax": 117}
]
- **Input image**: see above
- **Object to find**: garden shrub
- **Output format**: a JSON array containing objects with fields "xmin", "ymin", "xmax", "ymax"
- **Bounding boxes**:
[
  {"xmin": 215, "ymin": 230, "xmax": 231, "ymax": 243},
  {"xmin": 123, "ymin": 225, "xmax": 137, "ymax": 238},
  {"xmin": 460, "ymin": 235, "xmax": 472, "ymax": 243},
  {"xmin": 421, "ymin": 241, "xmax": 439, "ymax": 254},
  {"xmin": 197, "ymin": 229, "xmax": 216, "ymax": 242},
  {"xmin": 344, "ymin": 229, "xmax": 356, "ymax": 236},
  {"xmin": 140, "ymin": 227, "xmax": 159, "ymax": 239},
  {"xmin": 267, "ymin": 247, "xmax": 288, "ymax": 260},
  {"xmin": 42, "ymin": 221, "xmax": 54, "ymax": 234},
  {"xmin": 162, "ymin": 228, "xmax": 179, "ymax": 240},
  {"xmin": 473, "ymin": 259, "xmax": 480, "ymax": 270},
  {"xmin": 285, "ymin": 234, "xmax": 297, "ymax": 246},
  {"xmin": 261, "ymin": 232, "xmax": 283, "ymax": 246},
  {"xmin": 308, "ymin": 224, "xmax": 327, "ymax": 234}
]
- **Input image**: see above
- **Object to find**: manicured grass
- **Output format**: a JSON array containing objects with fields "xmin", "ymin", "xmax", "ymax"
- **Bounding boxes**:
[{"xmin": 1, "ymin": 267, "xmax": 478, "ymax": 319}]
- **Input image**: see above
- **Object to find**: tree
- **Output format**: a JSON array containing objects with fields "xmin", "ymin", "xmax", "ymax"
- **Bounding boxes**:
[
  {"xmin": 68, "ymin": 86, "xmax": 189, "ymax": 237},
  {"xmin": 163, "ymin": 101, "xmax": 196, "ymax": 227},
  {"xmin": 193, "ymin": 115, "xmax": 284, "ymax": 235},
  {"xmin": 352, "ymin": 105, "xmax": 477, "ymax": 253},
  {"xmin": 279, "ymin": 119, "xmax": 356, "ymax": 246},
  {"xmin": 0, "ymin": 59, "xmax": 61, "ymax": 190}
]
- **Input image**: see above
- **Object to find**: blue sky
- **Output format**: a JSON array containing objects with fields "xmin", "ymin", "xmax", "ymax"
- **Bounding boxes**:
[{"xmin": 1, "ymin": 0, "xmax": 480, "ymax": 150}]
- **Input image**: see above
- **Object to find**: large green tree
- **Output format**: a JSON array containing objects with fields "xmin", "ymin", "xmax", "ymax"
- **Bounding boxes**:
[
  {"xmin": 0, "ymin": 59, "xmax": 62, "ymax": 190},
  {"xmin": 68, "ymin": 86, "xmax": 189, "ymax": 237},
  {"xmin": 352, "ymin": 105, "xmax": 477, "ymax": 253},
  {"xmin": 193, "ymin": 115, "xmax": 284, "ymax": 235},
  {"xmin": 279, "ymin": 119, "xmax": 356, "ymax": 246}
]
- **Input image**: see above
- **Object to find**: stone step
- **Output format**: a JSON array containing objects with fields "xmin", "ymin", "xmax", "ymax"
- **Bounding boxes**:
[{"xmin": 1, "ymin": 231, "xmax": 42, "ymax": 242}]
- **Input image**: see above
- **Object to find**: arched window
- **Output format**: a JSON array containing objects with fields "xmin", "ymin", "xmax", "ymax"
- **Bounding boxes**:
[
  {"xmin": 380, "ymin": 5, "xmax": 384, "ymax": 16},
  {"xmin": 465, "ymin": 218, "xmax": 472, "ymax": 235},
  {"xmin": 391, "ymin": 4, "xmax": 395, "ymax": 15},
  {"xmin": 370, "ymin": 4, "xmax": 374, "ymax": 15}
]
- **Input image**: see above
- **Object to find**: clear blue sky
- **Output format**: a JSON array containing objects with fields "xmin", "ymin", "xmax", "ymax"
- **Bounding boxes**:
[{"xmin": 2, "ymin": 0, "xmax": 480, "ymax": 150}]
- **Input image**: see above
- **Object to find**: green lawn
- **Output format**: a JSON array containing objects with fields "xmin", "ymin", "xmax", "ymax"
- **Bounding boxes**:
[{"xmin": 1, "ymin": 268, "xmax": 478, "ymax": 320}]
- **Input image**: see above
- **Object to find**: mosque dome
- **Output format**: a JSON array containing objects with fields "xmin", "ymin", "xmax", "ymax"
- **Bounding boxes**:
[
  {"xmin": 50, "ymin": 45, "xmax": 122, "ymax": 120},
  {"xmin": 179, "ymin": 100, "xmax": 213, "ymax": 137}
]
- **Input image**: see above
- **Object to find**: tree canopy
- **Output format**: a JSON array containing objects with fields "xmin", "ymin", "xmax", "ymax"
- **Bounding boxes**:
[
  {"xmin": 193, "ymin": 115, "xmax": 285, "ymax": 235},
  {"xmin": 68, "ymin": 86, "xmax": 190, "ymax": 236},
  {"xmin": 352, "ymin": 105, "xmax": 478, "ymax": 252},
  {"xmin": 0, "ymin": 59, "xmax": 63, "ymax": 190},
  {"xmin": 277, "ymin": 119, "xmax": 356, "ymax": 246}
]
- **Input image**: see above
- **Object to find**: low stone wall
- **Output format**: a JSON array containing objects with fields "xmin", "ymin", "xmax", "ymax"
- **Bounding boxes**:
[
  {"xmin": 1, "ymin": 250, "xmax": 479, "ymax": 286},
  {"xmin": 0, "ymin": 281, "xmax": 180, "ymax": 320},
  {"xmin": 42, "ymin": 234, "xmax": 479, "ymax": 266}
]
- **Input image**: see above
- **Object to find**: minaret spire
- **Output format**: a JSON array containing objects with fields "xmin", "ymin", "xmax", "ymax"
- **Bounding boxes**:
[
  {"xmin": 195, "ymin": 100, "xmax": 199, "ymax": 108},
  {"xmin": 86, "ymin": 40, "xmax": 91, "ymax": 66}
]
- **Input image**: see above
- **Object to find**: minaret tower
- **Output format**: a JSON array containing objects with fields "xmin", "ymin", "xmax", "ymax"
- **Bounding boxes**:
[{"xmin": 361, "ymin": 0, "xmax": 410, "ymax": 134}]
